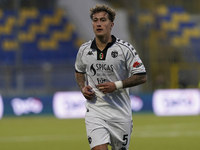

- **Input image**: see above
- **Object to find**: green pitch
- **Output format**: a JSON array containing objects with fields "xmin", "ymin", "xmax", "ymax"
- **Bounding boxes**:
[{"xmin": 0, "ymin": 114, "xmax": 200, "ymax": 150}]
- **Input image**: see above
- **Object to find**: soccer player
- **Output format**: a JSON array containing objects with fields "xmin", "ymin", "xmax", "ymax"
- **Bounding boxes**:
[{"xmin": 75, "ymin": 4, "xmax": 147, "ymax": 150}]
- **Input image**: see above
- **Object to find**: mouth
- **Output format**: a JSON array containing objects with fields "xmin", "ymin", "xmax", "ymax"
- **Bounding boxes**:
[{"xmin": 96, "ymin": 29, "xmax": 103, "ymax": 32}]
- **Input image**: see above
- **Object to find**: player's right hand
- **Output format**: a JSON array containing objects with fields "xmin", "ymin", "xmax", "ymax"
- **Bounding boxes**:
[{"xmin": 81, "ymin": 85, "xmax": 95, "ymax": 100}]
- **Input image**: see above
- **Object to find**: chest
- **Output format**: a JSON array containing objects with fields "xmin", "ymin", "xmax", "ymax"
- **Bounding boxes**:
[{"xmin": 83, "ymin": 48, "xmax": 123, "ymax": 65}]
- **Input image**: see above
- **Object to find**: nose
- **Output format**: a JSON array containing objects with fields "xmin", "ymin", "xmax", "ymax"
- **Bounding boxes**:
[{"xmin": 97, "ymin": 21, "xmax": 101, "ymax": 26}]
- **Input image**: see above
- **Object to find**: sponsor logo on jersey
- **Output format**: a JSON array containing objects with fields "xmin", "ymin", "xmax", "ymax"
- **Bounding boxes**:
[
  {"xmin": 133, "ymin": 61, "xmax": 142, "ymax": 68},
  {"xmin": 99, "ymin": 53, "xmax": 104, "ymax": 59},
  {"xmin": 90, "ymin": 64, "xmax": 97, "ymax": 76},
  {"xmin": 111, "ymin": 50, "xmax": 118, "ymax": 58},
  {"xmin": 90, "ymin": 63, "xmax": 114, "ymax": 76},
  {"xmin": 87, "ymin": 51, "xmax": 94, "ymax": 55}
]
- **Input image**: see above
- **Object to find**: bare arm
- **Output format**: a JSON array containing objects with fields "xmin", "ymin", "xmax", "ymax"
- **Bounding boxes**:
[
  {"xmin": 96, "ymin": 74, "xmax": 147, "ymax": 94},
  {"xmin": 75, "ymin": 72, "xmax": 86, "ymax": 90},
  {"xmin": 75, "ymin": 72, "xmax": 95, "ymax": 100},
  {"xmin": 122, "ymin": 74, "xmax": 147, "ymax": 88}
]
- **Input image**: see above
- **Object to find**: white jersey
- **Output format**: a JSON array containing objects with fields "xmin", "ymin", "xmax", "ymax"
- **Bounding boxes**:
[{"xmin": 75, "ymin": 35, "xmax": 146, "ymax": 122}]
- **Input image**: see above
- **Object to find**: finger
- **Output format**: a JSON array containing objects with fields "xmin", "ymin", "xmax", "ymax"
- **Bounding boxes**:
[
  {"xmin": 84, "ymin": 94, "xmax": 93, "ymax": 100},
  {"xmin": 84, "ymin": 92, "xmax": 94, "ymax": 97},
  {"xmin": 85, "ymin": 96, "xmax": 92, "ymax": 100},
  {"xmin": 87, "ymin": 89, "xmax": 95, "ymax": 94},
  {"xmin": 98, "ymin": 86, "xmax": 104, "ymax": 90},
  {"xmin": 96, "ymin": 83, "xmax": 106, "ymax": 87},
  {"xmin": 83, "ymin": 87, "xmax": 93, "ymax": 94}
]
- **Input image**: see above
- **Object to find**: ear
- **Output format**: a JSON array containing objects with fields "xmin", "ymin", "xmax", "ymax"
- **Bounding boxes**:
[{"xmin": 110, "ymin": 22, "xmax": 114, "ymax": 29}]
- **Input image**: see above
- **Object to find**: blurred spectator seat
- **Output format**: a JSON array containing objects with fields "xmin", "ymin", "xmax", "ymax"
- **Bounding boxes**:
[
  {"xmin": 0, "ymin": 8, "xmax": 83, "ymax": 65},
  {"xmin": 140, "ymin": 5, "xmax": 200, "ymax": 62}
]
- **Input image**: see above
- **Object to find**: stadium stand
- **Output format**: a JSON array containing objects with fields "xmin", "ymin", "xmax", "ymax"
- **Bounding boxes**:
[
  {"xmin": 138, "ymin": 5, "xmax": 200, "ymax": 62},
  {"xmin": 0, "ymin": 8, "xmax": 81, "ymax": 65},
  {"xmin": 137, "ymin": 4, "xmax": 200, "ymax": 89},
  {"xmin": 1, "ymin": 1, "xmax": 199, "ymax": 95},
  {"xmin": 0, "ymin": 8, "xmax": 83, "ymax": 95},
  {"xmin": 155, "ymin": 5, "xmax": 200, "ymax": 62}
]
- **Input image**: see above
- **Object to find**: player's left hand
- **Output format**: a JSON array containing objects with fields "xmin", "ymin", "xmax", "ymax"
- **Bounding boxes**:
[{"xmin": 96, "ymin": 82, "xmax": 116, "ymax": 93}]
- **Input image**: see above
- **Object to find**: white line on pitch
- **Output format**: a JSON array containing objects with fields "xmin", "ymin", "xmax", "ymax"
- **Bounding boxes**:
[
  {"xmin": 0, "ymin": 130, "xmax": 200, "ymax": 143},
  {"xmin": 132, "ymin": 131, "xmax": 200, "ymax": 138},
  {"xmin": 0, "ymin": 134, "xmax": 86, "ymax": 143}
]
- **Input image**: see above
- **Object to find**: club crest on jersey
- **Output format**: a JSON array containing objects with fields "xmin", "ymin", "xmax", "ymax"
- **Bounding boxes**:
[
  {"xmin": 99, "ymin": 53, "xmax": 104, "ymax": 59},
  {"xmin": 133, "ymin": 61, "xmax": 142, "ymax": 68},
  {"xmin": 111, "ymin": 50, "xmax": 118, "ymax": 58}
]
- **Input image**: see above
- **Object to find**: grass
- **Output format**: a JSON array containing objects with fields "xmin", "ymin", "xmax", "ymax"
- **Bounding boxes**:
[{"xmin": 0, "ymin": 114, "xmax": 200, "ymax": 150}]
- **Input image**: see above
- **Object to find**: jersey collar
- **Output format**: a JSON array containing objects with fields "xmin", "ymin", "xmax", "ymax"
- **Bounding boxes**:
[{"xmin": 90, "ymin": 35, "xmax": 116, "ymax": 51}]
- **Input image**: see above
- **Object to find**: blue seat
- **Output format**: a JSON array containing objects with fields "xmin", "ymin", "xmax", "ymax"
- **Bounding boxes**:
[{"xmin": 0, "ymin": 9, "xmax": 81, "ymax": 65}]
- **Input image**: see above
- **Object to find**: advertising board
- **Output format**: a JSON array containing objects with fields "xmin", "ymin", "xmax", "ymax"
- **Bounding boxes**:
[
  {"xmin": 0, "ymin": 95, "xmax": 3, "ymax": 119},
  {"xmin": 153, "ymin": 89, "xmax": 200, "ymax": 116},
  {"xmin": 0, "ymin": 91, "xmax": 154, "ymax": 119},
  {"xmin": 11, "ymin": 97, "xmax": 43, "ymax": 116},
  {"xmin": 53, "ymin": 91, "xmax": 86, "ymax": 119},
  {"xmin": 52, "ymin": 91, "xmax": 152, "ymax": 119}
]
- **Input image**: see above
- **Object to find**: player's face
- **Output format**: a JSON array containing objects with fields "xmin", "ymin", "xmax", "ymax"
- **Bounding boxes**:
[{"xmin": 92, "ymin": 11, "xmax": 114, "ymax": 38}]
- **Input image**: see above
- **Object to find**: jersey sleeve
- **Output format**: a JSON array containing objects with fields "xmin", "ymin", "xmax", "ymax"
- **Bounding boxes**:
[
  {"xmin": 75, "ymin": 47, "xmax": 86, "ymax": 73},
  {"xmin": 125, "ymin": 46, "xmax": 146, "ymax": 76}
]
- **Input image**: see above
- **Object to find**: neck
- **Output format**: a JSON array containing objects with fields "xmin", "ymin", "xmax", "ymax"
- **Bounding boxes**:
[{"xmin": 95, "ymin": 35, "xmax": 112, "ymax": 51}]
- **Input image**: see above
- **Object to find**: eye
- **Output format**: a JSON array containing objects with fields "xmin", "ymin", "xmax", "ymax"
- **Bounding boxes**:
[
  {"xmin": 93, "ymin": 18, "xmax": 98, "ymax": 22},
  {"xmin": 101, "ymin": 18, "xmax": 106, "ymax": 22}
]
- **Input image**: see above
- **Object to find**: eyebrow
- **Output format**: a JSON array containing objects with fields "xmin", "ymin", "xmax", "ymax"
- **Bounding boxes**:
[
  {"xmin": 92, "ymin": 12, "xmax": 108, "ymax": 19},
  {"xmin": 93, "ymin": 16, "xmax": 107, "ymax": 20}
]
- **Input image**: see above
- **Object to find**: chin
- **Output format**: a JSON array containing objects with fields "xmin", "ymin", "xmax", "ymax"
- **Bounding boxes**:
[{"xmin": 95, "ymin": 33, "xmax": 105, "ymax": 37}]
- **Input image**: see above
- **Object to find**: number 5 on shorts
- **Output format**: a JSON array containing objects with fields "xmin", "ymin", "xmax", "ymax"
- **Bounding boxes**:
[{"xmin": 122, "ymin": 134, "xmax": 128, "ymax": 146}]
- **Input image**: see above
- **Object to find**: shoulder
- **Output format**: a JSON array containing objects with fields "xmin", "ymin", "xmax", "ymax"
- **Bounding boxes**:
[
  {"xmin": 115, "ymin": 37, "xmax": 137, "ymax": 55},
  {"xmin": 79, "ymin": 40, "xmax": 92, "ymax": 51},
  {"xmin": 76, "ymin": 40, "xmax": 92, "ymax": 59}
]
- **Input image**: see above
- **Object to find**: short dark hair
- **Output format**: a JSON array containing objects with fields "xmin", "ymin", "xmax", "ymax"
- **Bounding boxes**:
[{"xmin": 90, "ymin": 4, "xmax": 116, "ymax": 22}]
